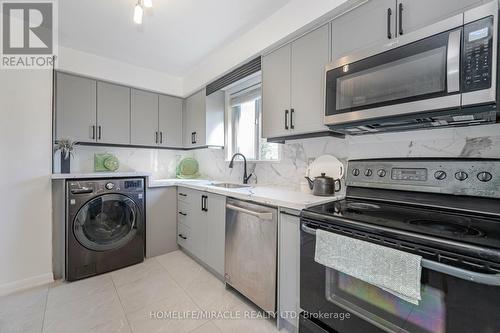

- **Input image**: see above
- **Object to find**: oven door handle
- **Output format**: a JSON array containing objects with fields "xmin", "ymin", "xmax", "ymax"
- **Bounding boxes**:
[
  {"xmin": 446, "ymin": 29, "xmax": 461, "ymax": 93},
  {"xmin": 301, "ymin": 223, "xmax": 500, "ymax": 286},
  {"xmin": 422, "ymin": 259, "xmax": 500, "ymax": 286}
]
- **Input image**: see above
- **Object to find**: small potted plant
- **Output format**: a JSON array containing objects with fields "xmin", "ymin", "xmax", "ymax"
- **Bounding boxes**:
[{"xmin": 54, "ymin": 139, "xmax": 76, "ymax": 173}]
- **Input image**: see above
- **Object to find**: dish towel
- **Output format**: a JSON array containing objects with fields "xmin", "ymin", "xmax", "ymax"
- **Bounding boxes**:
[{"xmin": 315, "ymin": 229, "xmax": 422, "ymax": 305}]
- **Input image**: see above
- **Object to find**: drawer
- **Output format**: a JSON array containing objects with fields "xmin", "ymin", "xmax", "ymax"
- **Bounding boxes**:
[
  {"xmin": 177, "ymin": 223, "xmax": 191, "ymax": 249},
  {"xmin": 177, "ymin": 188, "xmax": 190, "ymax": 203},
  {"xmin": 177, "ymin": 201, "xmax": 190, "ymax": 225}
]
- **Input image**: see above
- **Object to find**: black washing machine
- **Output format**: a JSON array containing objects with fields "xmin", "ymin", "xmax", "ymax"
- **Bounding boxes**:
[{"xmin": 66, "ymin": 178, "xmax": 145, "ymax": 281}]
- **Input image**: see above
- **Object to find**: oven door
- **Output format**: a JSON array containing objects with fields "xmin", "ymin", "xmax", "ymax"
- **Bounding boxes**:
[
  {"xmin": 300, "ymin": 220, "xmax": 500, "ymax": 333},
  {"xmin": 325, "ymin": 26, "xmax": 462, "ymax": 126}
]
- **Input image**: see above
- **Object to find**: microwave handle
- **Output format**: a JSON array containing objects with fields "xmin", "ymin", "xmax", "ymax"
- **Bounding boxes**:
[{"xmin": 447, "ymin": 29, "xmax": 461, "ymax": 93}]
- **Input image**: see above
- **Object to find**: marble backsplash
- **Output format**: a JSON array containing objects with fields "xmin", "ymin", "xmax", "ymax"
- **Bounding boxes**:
[{"xmin": 63, "ymin": 123, "xmax": 500, "ymax": 191}]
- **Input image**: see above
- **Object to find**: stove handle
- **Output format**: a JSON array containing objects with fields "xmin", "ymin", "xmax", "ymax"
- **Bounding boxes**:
[
  {"xmin": 301, "ymin": 223, "xmax": 500, "ymax": 287},
  {"xmin": 422, "ymin": 259, "xmax": 500, "ymax": 286}
]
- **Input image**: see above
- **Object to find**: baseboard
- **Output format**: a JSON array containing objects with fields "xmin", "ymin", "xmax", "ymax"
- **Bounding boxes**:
[{"xmin": 0, "ymin": 272, "xmax": 54, "ymax": 297}]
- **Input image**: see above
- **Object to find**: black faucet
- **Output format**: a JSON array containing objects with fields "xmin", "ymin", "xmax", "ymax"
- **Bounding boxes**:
[{"xmin": 229, "ymin": 153, "xmax": 253, "ymax": 184}]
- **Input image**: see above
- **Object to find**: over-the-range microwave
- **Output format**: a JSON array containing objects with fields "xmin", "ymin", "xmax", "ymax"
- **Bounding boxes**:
[{"xmin": 325, "ymin": 1, "xmax": 499, "ymax": 135}]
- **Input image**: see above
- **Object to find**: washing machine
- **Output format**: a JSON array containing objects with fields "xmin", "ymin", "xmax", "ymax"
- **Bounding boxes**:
[{"xmin": 66, "ymin": 178, "xmax": 145, "ymax": 281}]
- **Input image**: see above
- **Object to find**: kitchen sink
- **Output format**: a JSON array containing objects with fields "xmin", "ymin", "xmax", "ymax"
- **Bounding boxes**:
[{"xmin": 210, "ymin": 183, "xmax": 251, "ymax": 189}]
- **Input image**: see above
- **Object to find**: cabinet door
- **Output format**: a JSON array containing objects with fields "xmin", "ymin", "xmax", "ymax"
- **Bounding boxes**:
[
  {"xmin": 397, "ymin": 0, "xmax": 483, "ymax": 35},
  {"xmin": 183, "ymin": 90, "xmax": 206, "ymax": 147},
  {"xmin": 290, "ymin": 24, "xmax": 330, "ymax": 135},
  {"xmin": 279, "ymin": 212, "xmax": 300, "ymax": 329},
  {"xmin": 159, "ymin": 95, "xmax": 183, "ymax": 148},
  {"xmin": 190, "ymin": 191, "xmax": 207, "ymax": 261},
  {"xmin": 55, "ymin": 72, "xmax": 96, "ymax": 143},
  {"xmin": 262, "ymin": 44, "xmax": 291, "ymax": 139},
  {"xmin": 146, "ymin": 187, "xmax": 178, "ymax": 257},
  {"xmin": 205, "ymin": 193, "xmax": 226, "ymax": 276},
  {"xmin": 97, "ymin": 82, "xmax": 130, "ymax": 145},
  {"xmin": 331, "ymin": 0, "xmax": 397, "ymax": 60},
  {"xmin": 131, "ymin": 89, "xmax": 159, "ymax": 146}
]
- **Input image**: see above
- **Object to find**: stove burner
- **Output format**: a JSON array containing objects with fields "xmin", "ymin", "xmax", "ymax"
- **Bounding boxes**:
[
  {"xmin": 347, "ymin": 202, "xmax": 381, "ymax": 211},
  {"xmin": 407, "ymin": 220, "xmax": 483, "ymax": 237}
]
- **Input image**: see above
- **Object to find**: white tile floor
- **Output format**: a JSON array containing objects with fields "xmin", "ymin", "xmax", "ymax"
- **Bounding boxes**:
[{"xmin": 0, "ymin": 250, "xmax": 280, "ymax": 333}]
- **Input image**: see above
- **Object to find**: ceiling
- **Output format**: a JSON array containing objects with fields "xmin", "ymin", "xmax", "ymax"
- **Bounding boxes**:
[{"xmin": 58, "ymin": 0, "xmax": 291, "ymax": 77}]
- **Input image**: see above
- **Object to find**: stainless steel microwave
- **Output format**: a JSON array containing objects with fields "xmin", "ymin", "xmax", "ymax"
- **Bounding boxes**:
[{"xmin": 325, "ymin": 1, "xmax": 499, "ymax": 134}]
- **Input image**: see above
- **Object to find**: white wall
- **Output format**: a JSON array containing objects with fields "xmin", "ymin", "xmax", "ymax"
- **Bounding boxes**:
[
  {"xmin": 0, "ymin": 69, "xmax": 54, "ymax": 295},
  {"xmin": 58, "ymin": 46, "xmax": 184, "ymax": 96},
  {"xmin": 182, "ymin": 0, "xmax": 352, "ymax": 95}
]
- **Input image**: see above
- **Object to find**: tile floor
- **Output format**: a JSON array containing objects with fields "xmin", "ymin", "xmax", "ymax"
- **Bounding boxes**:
[{"xmin": 0, "ymin": 250, "xmax": 281, "ymax": 333}]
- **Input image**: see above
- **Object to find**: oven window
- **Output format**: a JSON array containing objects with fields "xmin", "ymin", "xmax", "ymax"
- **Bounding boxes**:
[
  {"xmin": 326, "ymin": 29, "xmax": 456, "ymax": 116},
  {"xmin": 326, "ymin": 269, "xmax": 446, "ymax": 333},
  {"xmin": 336, "ymin": 47, "xmax": 447, "ymax": 111}
]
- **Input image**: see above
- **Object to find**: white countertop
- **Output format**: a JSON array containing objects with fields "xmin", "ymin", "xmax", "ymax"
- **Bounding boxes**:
[
  {"xmin": 149, "ymin": 178, "xmax": 344, "ymax": 211},
  {"xmin": 51, "ymin": 172, "xmax": 151, "ymax": 180},
  {"xmin": 52, "ymin": 173, "xmax": 343, "ymax": 210}
]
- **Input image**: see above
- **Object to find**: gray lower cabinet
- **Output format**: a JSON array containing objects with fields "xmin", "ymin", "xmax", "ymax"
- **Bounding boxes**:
[
  {"xmin": 177, "ymin": 187, "xmax": 226, "ymax": 277},
  {"xmin": 183, "ymin": 89, "xmax": 225, "ymax": 148},
  {"xmin": 96, "ymin": 82, "xmax": 131, "ymax": 145},
  {"xmin": 131, "ymin": 89, "xmax": 159, "ymax": 146},
  {"xmin": 159, "ymin": 95, "xmax": 183, "ymax": 148},
  {"xmin": 279, "ymin": 211, "xmax": 300, "ymax": 331},
  {"xmin": 263, "ymin": 23, "xmax": 330, "ymax": 140},
  {"xmin": 55, "ymin": 72, "xmax": 97, "ymax": 143},
  {"xmin": 146, "ymin": 187, "xmax": 178, "ymax": 258}
]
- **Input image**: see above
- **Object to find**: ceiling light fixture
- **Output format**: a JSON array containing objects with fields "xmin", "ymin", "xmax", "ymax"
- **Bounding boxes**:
[
  {"xmin": 133, "ymin": 1, "xmax": 143, "ymax": 24},
  {"xmin": 133, "ymin": 0, "xmax": 152, "ymax": 24}
]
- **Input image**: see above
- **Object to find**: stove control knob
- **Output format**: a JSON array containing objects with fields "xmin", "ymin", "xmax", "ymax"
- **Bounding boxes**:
[
  {"xmin": 352, "ymin": 168, "xmax": 360, "ymax": 176},
  {"xmin": 105, "ymin": 182, "xmax": 115, "ymax": 190},
  {"xmin": 455, "ymin": 171, "xmax": 469, "ymax": 181},
  {"xmin": 364, "ymin": 169, "xmax": 373, "ymax": 177},
  {"xmin": 477, "ymin": 171, "xmax": 493, "ymax": 182},
  {"xmin": 377, "ymin": 169, "xmax": 387, "ymax": 177},
  {"xmin": 434, "ymin": 171, "xmax": 447, "ymax": 180}
]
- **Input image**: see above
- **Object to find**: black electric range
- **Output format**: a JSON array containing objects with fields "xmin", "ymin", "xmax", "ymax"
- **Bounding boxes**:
[{"xmin": 300, "ymin": 159, "xmax": 500, "ymax": 333}]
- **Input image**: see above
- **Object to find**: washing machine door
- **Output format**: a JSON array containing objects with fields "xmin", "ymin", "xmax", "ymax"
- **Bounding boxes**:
[{"xmin": 73, "ymin": 194, "xmax": 139, "ymax": 251}]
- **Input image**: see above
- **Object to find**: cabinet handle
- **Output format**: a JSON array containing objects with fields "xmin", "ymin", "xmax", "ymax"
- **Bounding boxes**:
[
  {"xmin": 155, "ymin": 131, "xmax": 158, "ymax": 144},
  {"xmin": 160, "ymin": 131, "xmax": 163, "ymax": 144},
  {"xmin": 179, "ymin": 193, "xmax": 187, "ymax": 197},
  {"xmin": 387, "ymin": 8, "xmax": 392, "ymax": 39},
  {"xmin": 201, "ymin": 195, "xmax": 208, "ymax": 212},
  {"xmin": 285, "ymin": 110, "xmax": 289, "ymax": 130},
  {"xmin": 398, "ymin": 3, "xmax": 403, "ymax": 35},
  {"xmin": 91, "ymin": 125, "xmax": 95, "ymax": 140},
  {"xmin": 98, "ymin": 126, "xmax": 102, "ymax": 140},
  {"xmin": 178, "ymin": 234, "xmax": 187, "ymax": 240},
  {"xmin": 204, "ymin": 196, "xmax": 208, "ymax": 212},
  {"xmin": 191, "ymin": 132, "xmax": 196, "ymax": 144},
  {"xmin": 179, "ymin": 212, "xmax": 187, "ymax": 216},
  {"xmin": 290, "ymin": 108, "xmax": 295, "ymax": 130}
]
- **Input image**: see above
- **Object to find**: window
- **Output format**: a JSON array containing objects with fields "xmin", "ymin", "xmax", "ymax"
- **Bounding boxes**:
[{"xmin": 227, "ymin": 81, "xmax": 279, "ymax": 161}]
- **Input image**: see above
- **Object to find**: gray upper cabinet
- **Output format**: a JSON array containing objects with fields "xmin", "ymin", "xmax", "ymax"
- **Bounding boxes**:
[
  {"xmin": 183, "ymin": 89, "xmax": 224, "ymax": 148},
  {"xmin": 290, "ymin": 24, "xmax": 330, "ymax": 135},
  {"xmin": 55, "ymin": 72, "xmax": 97, "ymax": 143},
  {"xmin": 262, "ymin": 44, "xmax": 291, "ymax": 139},
  {"xmin": 263, "ymin": 24, "xmax": 330, "ymax": 139},
  {"xmin": 96, "ymin": 82, "xmax": 131, "ymax": 145},
  {"xmin": 396, "ymin": 0, "xmax": 484, "ymax": 36},
  {"xmin": 331, "ymin": 0, "xmax": 396, "ymax": 61},
  {"xmin": 131, "ymin": 89, "xmax": 159, "ymax": 146},
  {"xmin": 159, "ymin": 95, "xmax": 183, "ymax": 148}
]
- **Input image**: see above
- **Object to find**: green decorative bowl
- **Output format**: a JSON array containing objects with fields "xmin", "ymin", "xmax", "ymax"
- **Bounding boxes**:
[{"xmin": 177, "ymin": 157, "xmax": 200, "ymax": 179}]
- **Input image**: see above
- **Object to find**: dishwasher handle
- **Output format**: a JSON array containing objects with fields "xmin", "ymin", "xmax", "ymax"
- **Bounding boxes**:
[{"xmin": 226, "ymin": 203, "xmax": 273, "ymax": 220}]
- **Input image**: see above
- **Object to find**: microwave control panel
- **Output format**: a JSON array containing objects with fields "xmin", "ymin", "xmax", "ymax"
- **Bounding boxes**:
[{"xmin": 462, "ymin": 16, "xmax": 493, "ymax": 92}]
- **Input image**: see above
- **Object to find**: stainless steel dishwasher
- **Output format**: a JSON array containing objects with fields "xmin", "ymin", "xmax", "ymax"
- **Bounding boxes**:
[{"xmin": 225, "ymin": 198, "xmax": 278, "ymax": 313}]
